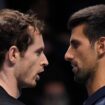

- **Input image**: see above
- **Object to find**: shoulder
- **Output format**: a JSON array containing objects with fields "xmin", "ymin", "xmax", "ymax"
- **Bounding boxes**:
[
  {"xmin": 0, "ymin": 97, "xmax": 26, "ymax": 105},
  {"xmin": 95, "ymin": 97, "xmax": 105, "ymax": 105},
  {"xmin": 0, "ymin": 87, "xmax": 26, "ymax": 105},
  {"xmin": 0, "ymin": 100, "xmax": 26, "ymax": 105}
]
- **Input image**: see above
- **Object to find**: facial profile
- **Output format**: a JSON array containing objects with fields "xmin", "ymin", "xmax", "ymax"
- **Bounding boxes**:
[
  {"xmin": 65, "ymin": 24, "xmax": 98, "ymax": 84},
  {"xmin": 14, "ymin": 26, "xmax": 48, "ymax": 88}
]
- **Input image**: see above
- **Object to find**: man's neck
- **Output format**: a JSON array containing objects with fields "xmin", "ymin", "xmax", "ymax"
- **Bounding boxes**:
[
  {"xmin": 86, "ymin": 66, "xmax": 105, "ymax": 96},
  {"xmin": 0, "ymin": 70, "xmax": 20, "ymax": 98}
]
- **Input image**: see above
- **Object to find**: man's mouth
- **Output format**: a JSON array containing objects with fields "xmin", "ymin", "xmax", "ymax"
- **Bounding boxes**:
[
  {"xmin": 36, "ymin": 75, "xmax": 40, "ymax": 81},
  {"xmin": 71, "ymin": 62, "xmax": 79, "ymax": 74},
  {"xmin": 36, "ymin": 69, "xmax": 44, "ymax": 81},
  {"xmin": 72, "ymin": 66, "xmax": 78, "ymax": 74}
]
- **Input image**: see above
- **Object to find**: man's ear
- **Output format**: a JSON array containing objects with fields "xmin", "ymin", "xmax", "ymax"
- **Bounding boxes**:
[
  {"xmin": 7, "ymin": 46, "xmax": 20, "ymax": 65},
  {"xmin": 97, "ymin": 37, "xmax": 105, "ymax": 57}
]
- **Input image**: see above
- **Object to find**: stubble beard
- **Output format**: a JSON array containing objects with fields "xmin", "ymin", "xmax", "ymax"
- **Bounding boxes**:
[{"xmin": 74, "ymin": 69, "xmax": 91, "ymax": 85}]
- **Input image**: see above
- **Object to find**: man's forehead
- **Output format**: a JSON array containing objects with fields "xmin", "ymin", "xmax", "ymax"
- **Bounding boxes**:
[
  {"xmin": 28, "ymin": 26, "xmax": 40, "ymax": 35},
  {"xmin": 70, "ymin": 34, "xmax": 79, "ymax": 42}
]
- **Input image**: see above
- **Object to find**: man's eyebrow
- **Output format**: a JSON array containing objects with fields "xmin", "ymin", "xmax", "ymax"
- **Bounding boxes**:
[
  {"xmin": 70, "ymin": 39, "xmax": 80, "ymax": 45},
  {"xmin": 36, "ymin": 47, "xmax": 44, "ymax": 52}
]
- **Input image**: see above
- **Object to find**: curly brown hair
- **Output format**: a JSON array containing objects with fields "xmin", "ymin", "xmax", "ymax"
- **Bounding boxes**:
[{"xmin": 0, "ymin": 9, "xmax": 44, "ymax": 68}]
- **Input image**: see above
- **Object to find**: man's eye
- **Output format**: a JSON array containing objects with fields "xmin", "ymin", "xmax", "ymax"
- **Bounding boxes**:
[
  {"xmin": 71, "ymin": 42, "xmax": 80, "ymax": 49},
  {"xmin": 72, "ymin": 43, "xmax": 79, "ymax": 49},
  {"xmin": 36, "ymin": 51, "xmax": 42, "ymax": 56}
]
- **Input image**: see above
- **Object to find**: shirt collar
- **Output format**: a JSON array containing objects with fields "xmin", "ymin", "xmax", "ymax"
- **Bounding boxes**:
[{"xmin": 84, "ymin": 86, "xmax": 105, "ymax": 105}]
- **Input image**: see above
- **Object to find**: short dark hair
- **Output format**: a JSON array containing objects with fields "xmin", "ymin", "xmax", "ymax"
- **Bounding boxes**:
[
  {"xmin": 68, "ymin": 4, "xmax": 105, "ymax": 44},
  {"xmin": 0, "ymin": 9, "xmax": 44, "ymax": 68}
]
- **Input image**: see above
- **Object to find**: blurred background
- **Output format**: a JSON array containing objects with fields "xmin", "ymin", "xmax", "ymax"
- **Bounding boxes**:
[{"xmin": 0, "ymin": 0, "xmax": 105, "ymax": 105}]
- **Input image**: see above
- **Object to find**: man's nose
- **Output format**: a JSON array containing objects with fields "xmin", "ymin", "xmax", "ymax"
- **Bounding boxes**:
[
  {"xmin": 64, "ymin": 48, "xmax": 74, "ymax": 61},
  {"xmin": 41, "ymin": 53, "xmax": 49, "ymax": 67}
]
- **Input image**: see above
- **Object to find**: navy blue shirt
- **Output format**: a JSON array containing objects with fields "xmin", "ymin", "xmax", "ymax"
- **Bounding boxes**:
[{"xmin": 84, "ymin": 86, "xmax": 105, "ymax": 105}]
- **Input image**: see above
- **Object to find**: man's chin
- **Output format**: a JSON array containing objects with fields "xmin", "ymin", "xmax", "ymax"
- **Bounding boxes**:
[
  {"xmin": 74, "ymin": 73, "xmax": 89, "ymax": 85},
  {"xmin": 23, "ymin": 83, "xmax": 37, "ymax": 88}
]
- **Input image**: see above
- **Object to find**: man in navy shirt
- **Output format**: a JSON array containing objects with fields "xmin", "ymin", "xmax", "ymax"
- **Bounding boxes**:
[{"xmin": 65, "ymin": 4, "xmax": 105, "ymax": 105}]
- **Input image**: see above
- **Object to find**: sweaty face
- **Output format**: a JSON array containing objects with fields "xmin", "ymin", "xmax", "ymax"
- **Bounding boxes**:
[
  {"xmin": 15, "ymin": 26, "xmax": 48, "ymax": 88},
  {"xmin": 65, "ymin": 24, "xmax": 98, "ymax": 84}
]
